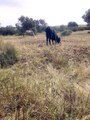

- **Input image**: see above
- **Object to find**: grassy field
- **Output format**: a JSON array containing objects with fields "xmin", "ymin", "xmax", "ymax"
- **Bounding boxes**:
[{"xmin": 0, "ymin": 31, "xmax": 90, "ymax": 120}]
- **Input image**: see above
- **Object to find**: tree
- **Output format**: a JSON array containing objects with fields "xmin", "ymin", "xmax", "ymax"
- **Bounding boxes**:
[
  {"xmin": 68, "ymin": 22, "xmax": 78, "ymax": 28},
  {"xmin": 82, "ymin": 9, "xmax": 90, "ymax": 25},
  {"xmin": 0, "ymin": 26, "xmax": 16, "ymax": 35},
  {"xmin": 60, "ymin": 25, "xmax": 67, "ymax": 32},
  {"xmin": 16, "ymin": 16, "xmax": 47, "ymax": 35},
  {"xmin": 39, "ymin": 19, "xmax": 47, "ymax": 27},
  {"xmin": 16, "ymin": 16, "xmax": 35, "ymax": 36},
  {"xmin": 34, "ymin": 19, "xmax": 47, "ymax": 33},
  {"xmin": 67, "ymin": 22, "xmax": 78, "ymax": 31}
]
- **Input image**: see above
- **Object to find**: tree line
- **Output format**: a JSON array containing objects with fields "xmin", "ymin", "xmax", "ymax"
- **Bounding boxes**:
[
  {"xmin": 0, "ymin": 8, "xmax": 90, "ymax": 36},
  {"xmin": 0, "ymin": 16, "xmax": 47, "ymax": 36},
  {"xmin": 53, "ymin": 9, "xmax": 90, "ymax": 34}
]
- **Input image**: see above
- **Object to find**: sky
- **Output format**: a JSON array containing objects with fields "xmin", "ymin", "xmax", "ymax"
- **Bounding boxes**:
[{"xmin": 0, "ymin": 0, "xmax": 90, "ymax": 27}]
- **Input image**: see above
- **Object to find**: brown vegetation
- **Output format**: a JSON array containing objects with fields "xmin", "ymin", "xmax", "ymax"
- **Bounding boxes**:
[{"xmin": 0, "ymin": 31, "xmax": 90, "ymax": 120}]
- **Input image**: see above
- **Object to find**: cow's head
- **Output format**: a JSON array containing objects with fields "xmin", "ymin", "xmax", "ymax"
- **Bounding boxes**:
[{"xmin": 56, "ymin": 37, "xmax": 60, "ymax": 43}]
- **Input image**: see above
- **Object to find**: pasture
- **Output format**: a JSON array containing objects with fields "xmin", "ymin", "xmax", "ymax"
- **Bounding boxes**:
[{"xmin": 0, "ymin": 31, "xmax": 90, "ymax": 120}]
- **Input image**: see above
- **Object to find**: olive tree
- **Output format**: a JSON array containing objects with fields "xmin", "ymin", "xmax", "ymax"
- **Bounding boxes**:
[{"xmin": 82, "ymin": 9, "xmax": 90, "ymax": 25}]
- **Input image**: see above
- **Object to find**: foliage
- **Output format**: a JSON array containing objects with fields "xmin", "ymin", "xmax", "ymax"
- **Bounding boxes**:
[
  {"xmin": 82, "ymin": 9, "xmax": 90, "ymax": 25},
  {"xmin": 67, "ymin": 22, "xmax": 78, "ymax": 31},
  {"xmin": 0, "ymin": 26, "xmax": 16, "ymax": 35},
  {"xmin": 0, "ymin": 41, "xmax": 18, "ymax": 68},
  {"xmin": 53, "ymin": 24, "xmax": 90, "ymax": 33},
  {"xmin": 68, "ymin": 22, "xmax": 78, "ymax": 28},
  {"xmin": 16, "ymin": 16, "xmax": 47, "ymax": 35},
  {"xmin": 61, "ymin": 30, "xmax": 72, "ymax": 36},
  {"xmin": 59, "ymin": 25, "xmax": 67, "ymax": 32}
]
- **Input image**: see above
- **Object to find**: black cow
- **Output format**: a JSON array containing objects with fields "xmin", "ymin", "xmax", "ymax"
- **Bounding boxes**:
[{"xmin": 45, "ymin": 26, "xmax": 60, "ymax": 45}]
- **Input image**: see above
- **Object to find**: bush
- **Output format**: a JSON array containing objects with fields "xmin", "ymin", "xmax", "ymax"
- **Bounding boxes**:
[
  {"xmin": 61, "ymin": 30, "xmax": 72, "ymax": 36},
  {"xmin": 0, "ymin": 26, "xmax": 16, "ymax": 36},
  {"xmin": 59, "ymin": 25, "xmax": 67, "ymax": 32},
  {"xmin": 0, "ymin": 42, "xmax": 18, "ymax": 68}
]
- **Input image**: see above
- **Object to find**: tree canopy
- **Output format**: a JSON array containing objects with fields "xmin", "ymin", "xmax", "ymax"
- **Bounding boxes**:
[
  {"xmin": 82, "ymin": 9, "xmax": 90, "ymax": 25},
  {"xmin": 16, "ymin": 16, "xmax": 47, "ymax": 35},
  {"xmin": 67, "ymin": 22, "xmax": 78, "ymax": 28}
]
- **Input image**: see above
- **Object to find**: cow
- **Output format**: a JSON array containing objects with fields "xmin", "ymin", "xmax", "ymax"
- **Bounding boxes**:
[{"xmin": 45, "ymin": 26, "xmax": 60, "ymax": 45}]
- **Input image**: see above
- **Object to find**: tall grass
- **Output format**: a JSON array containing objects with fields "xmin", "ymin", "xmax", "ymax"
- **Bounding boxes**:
[{"xmin": 0, "ymin": 32, "xmax": 90, "ymax": 120}]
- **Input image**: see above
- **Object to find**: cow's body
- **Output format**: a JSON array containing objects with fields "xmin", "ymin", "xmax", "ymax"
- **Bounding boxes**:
[{"xmin": 45, "ymin": 27, "xmax": 60, "ymax": 45}]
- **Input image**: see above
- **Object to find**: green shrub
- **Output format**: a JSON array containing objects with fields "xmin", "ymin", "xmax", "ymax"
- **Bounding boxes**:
[
  {"xmin": 0, "ymin": 42, "xmax": 18, "ymax": 68},
  {"xmin": 61, "ymin": 30, "xmax": 72, "ymax": 36}
]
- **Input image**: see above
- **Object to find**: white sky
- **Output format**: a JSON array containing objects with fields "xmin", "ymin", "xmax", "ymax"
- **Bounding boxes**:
[{"xmin": 0, "ymin": 0, "xmax": 90, "ymax": 26}]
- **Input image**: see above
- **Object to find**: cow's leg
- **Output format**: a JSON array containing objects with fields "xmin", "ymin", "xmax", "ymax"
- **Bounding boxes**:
[
  {"xmin": 49, "ymin": 38, "xmax": 51, "ymax": 45},
  {"xmin": 46, "ymin": 37, "xmax": 48, "ymax": 45},
  {"xmin": 55, "ymin": 40, "xmax": 57, "ymax": 44},
  {"xmin": 55, "ymin": 36, "xmax": 57, "ymax": 44},
  {"xmin": 52, "ymin": 39, "xmax": 54, "ymax": 44}
]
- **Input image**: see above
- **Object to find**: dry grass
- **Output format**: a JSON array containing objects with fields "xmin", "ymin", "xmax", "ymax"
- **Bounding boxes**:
[{"xmin": 0, "ymin": 31, "xmax": 90, "ymax": 120}]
